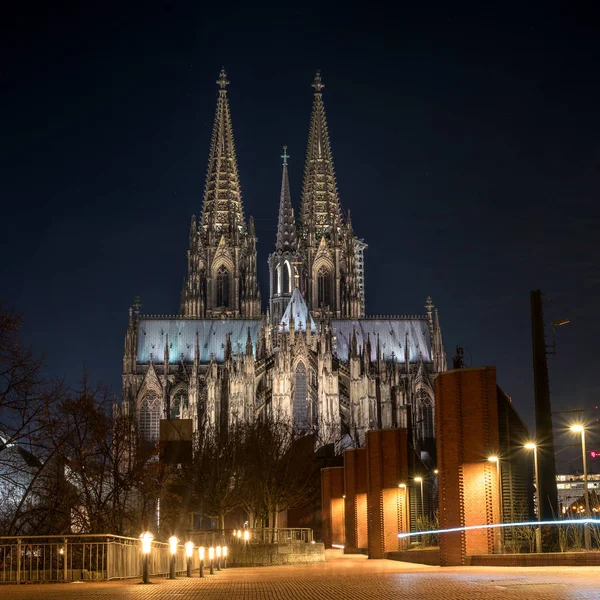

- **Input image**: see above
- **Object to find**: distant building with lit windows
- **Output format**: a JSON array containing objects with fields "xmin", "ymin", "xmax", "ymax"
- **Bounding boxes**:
[{"xmin": 119, "ymin": 70, "xmax": 446, "ymax": 451}]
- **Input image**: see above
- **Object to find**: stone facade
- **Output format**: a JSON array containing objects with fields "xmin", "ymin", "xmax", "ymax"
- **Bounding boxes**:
[{"xmin": 120, "ymin": 70, "xmax": 447, "ymax": 450}]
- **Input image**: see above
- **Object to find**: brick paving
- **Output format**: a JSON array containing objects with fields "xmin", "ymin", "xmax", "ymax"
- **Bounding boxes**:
[{"xmin": 3, "ymin": 550, "xmax": 600, "ymax": 599}]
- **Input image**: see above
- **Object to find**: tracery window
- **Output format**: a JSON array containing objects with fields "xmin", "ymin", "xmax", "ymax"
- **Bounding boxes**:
[
  {"xmin": 317, "ymin": 266, "xmax": 332, "ymax": 309},
  {"xmin": 216, "ymin": 265, "xmax": 230, "ymax": 308},
  {"xmin": 139, "ymin": 389, "xmax": 160, "ymax": 441},
  {"xmin": 294, "ymin": 362, "xmax": 309, "ymax": 430},
  {"xmin": 415, "ymin": 388, "xmax": 434, "ymax": 441},
  {"xmin": 283, "ymin": 261, "xmax": 292, "ymax": 294},
  {"xmin": 170, "ymin": 390, "xmax": 187, "ymax": 420}
]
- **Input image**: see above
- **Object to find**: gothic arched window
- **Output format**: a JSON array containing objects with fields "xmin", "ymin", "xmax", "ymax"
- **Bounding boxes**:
[
  {"xmin": 317, "ymin": 266, "xmax": 332, "ymax": 309},
  {"xmin": 294, "ymin": 362, "xmax": 309, "ymax": 430},
  {"xmin": 139, "ymin": 389, "xmax": 160, "ymax": 441},
  {"xmin": 216, "ymin": 265, "xmax": 230, "ymax": 308},
  {"xmin": 415, "ymin": 389, "xmax": 434, "ymax": 441},
  {"xmin": 283, "ymin": 261, "xmax": 292, "ymax": 294},
  {"xmin": 170, "ymin": 390, "xmax": 188, "ymax": 420}
]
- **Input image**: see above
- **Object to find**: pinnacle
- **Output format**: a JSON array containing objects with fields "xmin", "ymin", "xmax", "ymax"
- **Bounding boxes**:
[
  {"xmin": 275, "ymin": 147, "xmax": 297, "ymax": 252},
  {"xmin": 216, "ymin": 67, "xmax": 229, "ymax": 90},
  {"xmin": 312, "ymin": 70, "xmax": 325, "ymax": 93}
]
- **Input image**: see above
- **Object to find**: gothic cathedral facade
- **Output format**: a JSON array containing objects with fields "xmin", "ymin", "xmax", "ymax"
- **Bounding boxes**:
[{"xmin": 120, "ymin": 70, "xmax": 447, "ymax": 453}]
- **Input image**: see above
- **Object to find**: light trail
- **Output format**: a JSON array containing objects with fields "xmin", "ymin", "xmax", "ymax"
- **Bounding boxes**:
[{"xmin": 397, "ymin": 518, "xmax": 600, "ymax": 539}]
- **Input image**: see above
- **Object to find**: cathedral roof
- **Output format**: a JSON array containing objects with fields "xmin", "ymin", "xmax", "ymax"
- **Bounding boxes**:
[
  {"xmin": 275, "ymin": 147, "xmax": 297, "ymax": 252},
  {"xmin": 136, "ymin": 318, "xmax": 261, "ymax": 364},
  {"xmin": 300, "ymin": 71, "xmax": 344, "ymax": 238},
  {"xmin": 279, "ymin": 288, "xmax": 316, "ymax": 332},
  {"xmin": 199, "ymin": 68, "xmax": 246, "ymax": 240},
  {"xmin": 332, "ymin": 318, "xmax": 432, "ymax": 363}
]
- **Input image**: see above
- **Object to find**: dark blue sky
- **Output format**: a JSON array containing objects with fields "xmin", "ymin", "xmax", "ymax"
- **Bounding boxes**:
[{"xmin": 2, "ymin": 2, "xmax": 599, "ymax": 469}]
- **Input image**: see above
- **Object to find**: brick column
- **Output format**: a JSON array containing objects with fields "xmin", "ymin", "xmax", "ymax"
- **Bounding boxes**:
[
  {"xmin": 436, "ymin": 367, "xmax": 501, "ymax": 566},
  {"xmin": 366, "ymin": 429, "xmax": 409, "ymax": 559},
  {"xmin": 321, "ymin": 467, "xmax": 345, "ymax": 548},
  {"xmin": 344, "ymin": 448, "xmax": 368, "ymax": 553}
]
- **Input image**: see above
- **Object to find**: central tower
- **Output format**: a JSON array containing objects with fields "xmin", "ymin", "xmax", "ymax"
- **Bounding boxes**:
[{"xmin": 181, "ymin": 69, "xmax": 261, "ymax": 318}]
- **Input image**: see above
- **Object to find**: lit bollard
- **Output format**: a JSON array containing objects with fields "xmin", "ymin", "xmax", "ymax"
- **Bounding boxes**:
[
  {"xmin": 222, "ymin": 546, "xmax": 228, "ymax": 569},
  {"xmin": 169, "ymin": 536, "xmax": 178, "ymax": 580},
  {"xmin": 216, "ymin": 546, "xmax": 222, "ymax": 571},
  {"xmin": 140, "ymin": 531, "xmax": 154, "ymax": 584},
  {"xmin": 185, "ymin": 541, "xmax": 194, "ymax": 577},
  {"xmin": 199, "ymin": 546, "xmax": 205, "ymax": 578},
  {"xmin": 209, "ymin": 546, "xmax": 215, "ymax": 575}
]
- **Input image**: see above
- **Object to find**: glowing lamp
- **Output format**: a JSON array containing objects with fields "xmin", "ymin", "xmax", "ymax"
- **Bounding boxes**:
[
  {"xmin": 591, "ymin": 451, "xmax": 598, "ymax": 458},
  {"xmin": 570, "ymin": 424, "xmax": 584, "ymax": 433},
  {"xmin": 216, "ymin": 545, "xmax": 222, "ymax": 558},
  {"xmin": 433, "ymin": 469, "xmax": 438, "ymax": 475},
  {"xmin": 185, "ymin": 541, "xmax": 194, "ymax": 558},
  {"xmin": 209, "ymin": 547, "xmax": 215, "ymax": 560},
  {"xmin": 414, "ymin": 476, "xmax": 423, "ymax": 482},
  {"xmin": 169, "ymin": 536, "xmax": 178, "ymax": 555},
  {"xmin": 488, "ymin": 456, "xmax": 499, "ymax": 463},
  {"xmin": 243, "ymin": 530, "xmax": 249, "ymax": 542},
  {"xmin": 199, "ymin": 546, "xmax": 205, "ymax": 560},
  {"xmin": 237, "ymin": 530, "xmax": 242, "ymax": 539},
  {"xmin": 398, "ymin": 483, "xmax": 406, "ymax": 488},
  {"xmin": 140, "ymin": 531, "xmax": 154, "ymax": 554},
  {"xmin": 524, "ymin": 443, "xmax": 536, "ymax": 450},
  {"xmin": 223, "ymin": 546, "xmax": 228, "ymax": 558}
]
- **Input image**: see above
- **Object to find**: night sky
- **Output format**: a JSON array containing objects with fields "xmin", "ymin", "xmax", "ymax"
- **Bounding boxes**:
[{"xmin": 2, "ymin": 3, "xmax": 599, "ymax": 470}]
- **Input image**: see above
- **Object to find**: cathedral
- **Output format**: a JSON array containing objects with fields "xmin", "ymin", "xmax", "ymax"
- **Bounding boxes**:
[{"xmin": 121, "ymin": 69, "xmax": 446, "ymax": 452}]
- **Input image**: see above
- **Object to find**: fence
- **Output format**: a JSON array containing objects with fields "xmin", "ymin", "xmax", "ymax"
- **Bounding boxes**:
[
  {"xmin": 0, "ymin": 534, "xmax": 201, "ymax": 583},
  {"xmin": 189, "ymin": 528, "xmax": 314, "ymax": 547}
]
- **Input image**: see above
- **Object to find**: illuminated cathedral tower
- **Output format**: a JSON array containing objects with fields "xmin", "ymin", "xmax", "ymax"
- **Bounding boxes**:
[
  {"xmin": 298, "ymin": 72, "xmax": 365, "ymax": 319},
  {"xmin": 180, "ymin": 69, "xmax": 261, "ymax": 318}
]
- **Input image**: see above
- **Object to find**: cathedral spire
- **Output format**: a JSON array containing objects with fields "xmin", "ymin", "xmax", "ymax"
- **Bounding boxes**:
[
  {"xmin": 200, "ymin": 68, "xmax": 245, "ymax": 241},
  {"xmin": 300, "ymin": 71, "xmax": 343, "ymax": 239},
  {"xmin": 276, "ymin": 146, "xmax": 297, "ymax": 252}
]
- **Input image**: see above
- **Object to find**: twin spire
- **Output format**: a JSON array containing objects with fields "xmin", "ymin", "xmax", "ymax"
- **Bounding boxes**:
[
  {"xmin": 200, "ymin": 68, "xmax": 245, "ymax": 241},
  {"xmin": 300, "ymin": 70, "xmax": 344, "ymax": 239}
]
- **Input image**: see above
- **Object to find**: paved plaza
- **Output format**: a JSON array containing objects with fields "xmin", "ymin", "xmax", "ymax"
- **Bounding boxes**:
[{"xmin": 3, "ymin": 550, "xmax": 600, "ymax": 599}]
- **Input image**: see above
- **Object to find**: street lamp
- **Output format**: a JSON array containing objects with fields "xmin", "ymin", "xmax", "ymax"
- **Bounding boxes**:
[
  {"xmin": 216, "ymin": 545, "xmax": 222, "ymax": 571},
  {"xmin": 570, "ymin": 424, "xmax": 591, "ymax": 550},
  {"xmin": 168, "ymin": 536, "xmax": 178, "ymax": 579},
  {"xmin": 208, "ymin": 546, "xmax": 215, "ymax": 575},
  {"xmin": 488, "ymin": 456, "xmax": 504, "ymax": 553},
  {"xmin": 185, "ymin": 541, "xmax": 194, "ymax": 577},
  {"xmin": 243, "ymin": 530, "xmax": 250, "ymax": 543},
  {"xmin": 139, "ymin": 531, "xmax": 153, "ymax": 584},
  {"xmin": 524, "ymin": 443, "xmax": 542, "ymax": 553},
  {"xmin": 222, "ymin": 546, "xmax": 228, "ymax": 569},
  {"xmin": 199, "ymin": 546, "xmax": 205, "ymax": 578}
]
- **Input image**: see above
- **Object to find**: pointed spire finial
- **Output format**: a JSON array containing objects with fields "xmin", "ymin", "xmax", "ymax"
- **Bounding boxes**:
[
  {"xmin": 312, "ymin": 70, "xmax": 325, "ymax": 93},
  {"xmin": 281, "ymin": 145, "xmax": 289, "ymax": 166},
  {"xmin": 217, "ymin": 67, "xmax": 229, "ymax": 90}
]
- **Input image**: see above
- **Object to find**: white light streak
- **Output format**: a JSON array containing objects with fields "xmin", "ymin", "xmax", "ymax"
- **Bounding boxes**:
[{"xmin": 397, "ymin": 518, "xmax": 600, "ymax": 539}]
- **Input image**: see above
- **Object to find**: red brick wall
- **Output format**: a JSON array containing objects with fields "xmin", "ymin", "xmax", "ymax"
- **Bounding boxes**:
[{"xmin": 436, "ymin": 367, "xmax": 501, "ymax": 566}]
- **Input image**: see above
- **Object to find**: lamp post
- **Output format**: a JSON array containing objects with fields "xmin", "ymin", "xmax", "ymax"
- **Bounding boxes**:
[
  {"xmin": 488, "ymin": 456, "xmax": 504, "ymax": 553},
  {"xmin": 243, "ymin": 530, "xmax": 250, "ymax": 544},
  {"xmin": 139, "ymin": 531, "xmax": 153, "ymax": 584},
  {"xmin": 168, "ymin": 536, "xmax": 178, "ymax": 579},
  {"xmin": 571, "ymin": 424, "xmax": 591, "ymax": 550},
  {"xmin": 398, "ymin": 483, "xmax": 408, "ymax": 547},
  {"xmin": 222, "ymin": 546, "xmax": 228, "ymax": 569},
  {"xmin": 185, "ymin": 541, "xmax": 194, "ymax": 577},
  {"xmin": 199, "ymin": 546, "xmax": 205, "ymax": 578},
  {"xmin": 525, "ymin": 443, "xmax": 542, "ymax": 553},
  {"xmin": 216, "ymin": 545, "xmax": 222, "ymax": 571},
  {"xmin": 209, "ymin": 546, "xmax": 215, "ymax": 575}
]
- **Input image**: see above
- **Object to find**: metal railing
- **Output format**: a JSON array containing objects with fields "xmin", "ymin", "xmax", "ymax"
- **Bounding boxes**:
[
  {"xmin": 189, "ymin": 528, "xmax": 314, "ymax": 547},
  {"xmin": 0, "ymin": 534, "xmax": 201, "ymax": 583}
]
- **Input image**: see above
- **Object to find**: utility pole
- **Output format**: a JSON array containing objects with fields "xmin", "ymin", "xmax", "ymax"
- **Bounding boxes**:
[{"xmin": 530, "ymin": 290, "xmax": 559, "ymax": 523}]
